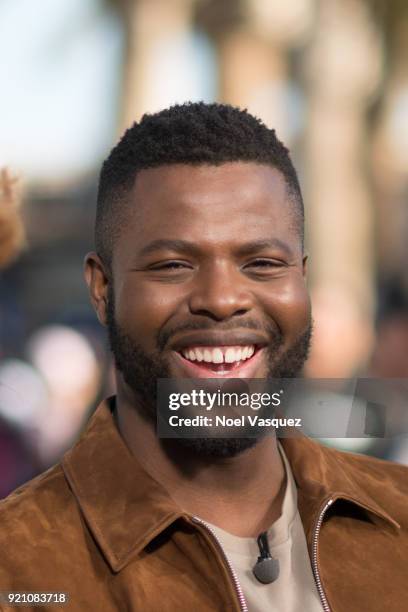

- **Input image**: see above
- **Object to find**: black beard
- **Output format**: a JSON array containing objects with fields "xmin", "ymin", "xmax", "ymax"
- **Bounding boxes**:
[{"xmin": 106, "ymin": 286, "xmax": 312, "ymax": 459}]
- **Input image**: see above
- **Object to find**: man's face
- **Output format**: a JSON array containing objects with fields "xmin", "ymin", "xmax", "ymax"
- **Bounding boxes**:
[{"xmin": 89, "ymin": 162, "xmax": 312, "ymax": 456}]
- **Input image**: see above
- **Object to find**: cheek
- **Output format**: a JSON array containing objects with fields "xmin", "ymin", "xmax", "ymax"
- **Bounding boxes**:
[
  {"xmin": 114, "ymin": 279, "xmax": 184, "ymax": 346},
  {"xmin": 260, "ymin": 276, "xmax": 311, "ymax": 337}
]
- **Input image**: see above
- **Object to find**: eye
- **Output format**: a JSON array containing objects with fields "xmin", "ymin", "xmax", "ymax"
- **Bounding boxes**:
[
  {"xmin": 245, "ymin": 259, "xmax": 284, "ymax": 269},
  {"xmin": 150, "ymin": 261, "xmax": 192, "ymax": 270}
]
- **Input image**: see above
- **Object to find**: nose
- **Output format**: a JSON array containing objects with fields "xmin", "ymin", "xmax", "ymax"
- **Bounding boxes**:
[{"xmin": 188, "ymin": 261, "xmax": 254, "ymax": 321}]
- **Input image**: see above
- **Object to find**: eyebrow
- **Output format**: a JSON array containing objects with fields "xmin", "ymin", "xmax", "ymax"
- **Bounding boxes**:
[
  {"xmin": 235, "ymin": 239, "xmax": 294, "ymax": 257},
  {"xmin": 138, "ymin": 238, "xmax": 294, "ymax": 258},
  {"xmin": 139, "ymin": 239, "xmax": 201, "ymax": 258}
]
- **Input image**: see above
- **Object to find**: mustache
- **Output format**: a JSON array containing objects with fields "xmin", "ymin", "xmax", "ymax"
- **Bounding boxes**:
[{"xmin": 157, "ymin": 319, "xmax": 282, "ymax": 352}]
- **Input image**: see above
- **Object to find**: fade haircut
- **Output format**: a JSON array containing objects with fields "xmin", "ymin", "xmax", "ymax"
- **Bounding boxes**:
[{"xmin": 96, "ymin": 102, "xmax": 304, "ymax": 267}]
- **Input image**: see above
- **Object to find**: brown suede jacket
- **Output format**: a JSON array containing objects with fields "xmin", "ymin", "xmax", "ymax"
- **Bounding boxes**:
[{"xmin": 1, "ymin": 399, "xmax": 408, "ymax": 612}]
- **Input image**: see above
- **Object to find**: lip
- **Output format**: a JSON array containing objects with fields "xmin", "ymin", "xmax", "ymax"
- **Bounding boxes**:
[
  {"xmin": 170, "ymin": 346, "xmax": 267, "ymax": 379},
  {"xmin": 170, "ymin": 331, "xmax": 268, "ymax": 353}
]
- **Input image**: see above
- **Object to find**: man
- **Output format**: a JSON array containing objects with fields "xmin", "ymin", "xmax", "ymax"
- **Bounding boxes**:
[{"xmin": 0, "ymin": 103, "xmax": 407, "ymax": 612}]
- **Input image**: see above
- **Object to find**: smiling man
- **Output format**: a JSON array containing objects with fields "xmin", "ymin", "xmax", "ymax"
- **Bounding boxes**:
[{"xmin": 1, "ymin": 103, "xmax": 408, "ymax": 612}]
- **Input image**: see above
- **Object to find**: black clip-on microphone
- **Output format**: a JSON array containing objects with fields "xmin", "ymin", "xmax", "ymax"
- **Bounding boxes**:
[{"xmin": 252, "ymin": 532, "xmax": 280, "ymax": 584}]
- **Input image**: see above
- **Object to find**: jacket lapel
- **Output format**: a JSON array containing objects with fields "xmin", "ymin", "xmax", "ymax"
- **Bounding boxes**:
[
  {"xmin": 280, "ymin": 434, "xmax": 399, "ymax": 545},
  {"xmin": 62, "ymin": 400, "xmax": 182, "ymax": 572}
]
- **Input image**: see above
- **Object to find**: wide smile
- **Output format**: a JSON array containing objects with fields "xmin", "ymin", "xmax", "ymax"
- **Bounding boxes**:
[{"xmin": 170, "ymin": 344, "xmax": 267, "ymax": 379}]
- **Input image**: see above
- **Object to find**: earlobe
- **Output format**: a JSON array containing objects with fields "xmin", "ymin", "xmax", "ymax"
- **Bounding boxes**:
[{"xmin": 84, "ymin": 252, "xmax": 110, "ymax": 326}]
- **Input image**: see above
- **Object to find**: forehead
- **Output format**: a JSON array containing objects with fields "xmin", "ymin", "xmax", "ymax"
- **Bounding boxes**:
[{"xmin": 121, "ymin": 162, "xmax": 297, "ymax": 251}]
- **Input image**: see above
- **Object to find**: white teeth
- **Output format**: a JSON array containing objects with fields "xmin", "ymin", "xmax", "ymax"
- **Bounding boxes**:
[
  {"xmin": 212, "ymin": 348, "xmax": 224, "ymax": 363},
  {"xmin": 181, "ymin": 345, "xmax": 256, "ymax": 364},
  {"xmin": 224, "ymin": 347, "xmax": 237, "ymax": 363},
  {"xmin": 203, "ymin": 349, "xmax": 212, "ymax": 363}
]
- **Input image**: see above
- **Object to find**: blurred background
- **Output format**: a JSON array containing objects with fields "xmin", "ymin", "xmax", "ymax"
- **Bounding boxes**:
[{"xmin": 0, "ymin": 0, "xmax": 407, "ymax": 497}]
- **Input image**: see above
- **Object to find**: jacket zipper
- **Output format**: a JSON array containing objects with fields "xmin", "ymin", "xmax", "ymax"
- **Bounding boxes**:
[
  {"xmin": 194, "ymin": 497, "xmax": 334, "ymax": 612},
  {"xmin": 311, "ymin": 498, "xmax": 334, "ymax": 612},
  {"xmin": 192, "ymin": 516, "xmax": 248, "ymax": 612}
]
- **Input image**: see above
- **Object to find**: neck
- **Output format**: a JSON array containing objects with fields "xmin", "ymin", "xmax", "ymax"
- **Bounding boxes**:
[{"xmin": 115, "ymin": 383, "xmax": 286, "ymax": 537}]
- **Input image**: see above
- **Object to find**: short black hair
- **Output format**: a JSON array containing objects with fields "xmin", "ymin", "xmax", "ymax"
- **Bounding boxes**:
[{"xmin": 96, "ymin": 102, "xmax": 304, "ymax": 266}]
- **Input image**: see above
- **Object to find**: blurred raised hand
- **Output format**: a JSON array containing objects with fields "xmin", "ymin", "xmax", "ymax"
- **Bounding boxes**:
[{"xmin": 0, "ymin": 168, "xmax": 25, "ymax": 269}]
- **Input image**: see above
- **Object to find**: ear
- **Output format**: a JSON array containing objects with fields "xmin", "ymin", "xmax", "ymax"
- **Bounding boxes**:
[
  {"xmin": 84, "ymin": 252, "xmax": 110, "ymax": 326},
  {"xmin": 302, "ymin": 254, "xmax": 308, "ymax": 280}
]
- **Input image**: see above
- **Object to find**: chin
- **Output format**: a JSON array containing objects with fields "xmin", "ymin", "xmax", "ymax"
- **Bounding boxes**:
[{"xmin": 172, "ymin": 436, "xmax": 261, "ymax": 459}]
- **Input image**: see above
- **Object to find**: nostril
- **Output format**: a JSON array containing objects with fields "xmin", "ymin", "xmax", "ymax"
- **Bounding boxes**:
[{"xmin": 236, "ymin": 309, "xmax": 249, "ymax": 316}]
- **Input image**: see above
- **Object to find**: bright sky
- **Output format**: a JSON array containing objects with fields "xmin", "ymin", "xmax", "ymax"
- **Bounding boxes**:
[
  {"xmin": 0, "ymin": 0, "xmax": 215, "ymax": 183},
  {"xmin": 0, "ymin": 0, "xmax": 124, "ymax": 181}
]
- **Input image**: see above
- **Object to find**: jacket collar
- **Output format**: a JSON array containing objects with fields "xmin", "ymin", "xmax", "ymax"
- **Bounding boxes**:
[
  {"xmin": 62, "ymin": 399, "xmax": 399, "ymax": 573},
  {"xmin": 279, "ymin": 434, "xmax": 400, "ymax": 545},
  {"xmin": 62, "ymin": 399, "xmax": 183, "ymax": 572}
]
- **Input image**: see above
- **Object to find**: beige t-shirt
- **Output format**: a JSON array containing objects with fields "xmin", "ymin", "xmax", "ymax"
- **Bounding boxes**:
[{"xmin": 205, "ymin": 444, "xmax": 324, "ymax": 612}]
